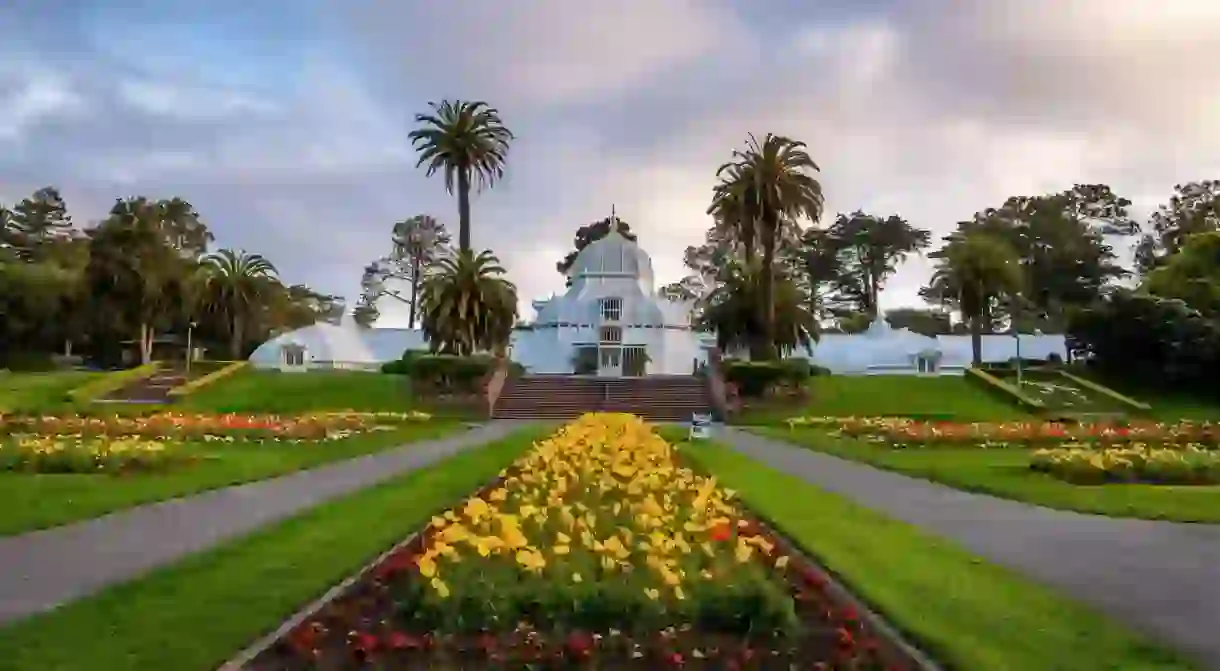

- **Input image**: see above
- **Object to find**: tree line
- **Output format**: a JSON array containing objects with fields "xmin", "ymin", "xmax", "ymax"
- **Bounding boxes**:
[
  {"xmin": 0, "ymin": 187, "xmax": 342, "ymax": 369},
  {"xmin": 353, "ymin": 94, "xmax": 1219, "ymax": 378}
]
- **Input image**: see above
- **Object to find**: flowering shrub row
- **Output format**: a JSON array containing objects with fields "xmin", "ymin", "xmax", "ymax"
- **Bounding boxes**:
[
  {"xmin": 0, "ymin": 410, "xmax": 432, "ymax": 442},
  {"xmin": 1030, "ymin": 445, "xmax": 1220, "ymax": 485},
  {"xmin": 0, "ymin": 436, "xmax": 182, "ymax": 473},
  {"xmin": 786, "ymin": 416, "xmax": 1220, "ymax": 448},
  {"xmin": 254, "ymin": 414, "xmax": 907, "ymax": 669}
]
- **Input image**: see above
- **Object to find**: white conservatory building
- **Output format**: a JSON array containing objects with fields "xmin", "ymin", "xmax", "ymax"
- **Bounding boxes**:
[
  {"xmin": 510, "ymin": 228, "xmax": 702, "ymax": 376},
  {"xmin": 248, "ymin": 223, "xmax": 1068, "ymax": 376}
]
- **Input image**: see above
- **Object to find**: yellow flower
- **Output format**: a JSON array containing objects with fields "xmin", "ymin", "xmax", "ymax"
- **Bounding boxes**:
[
  {"xmin": 430, "ymin": 577, "xmax": 450, "ymax": 598},
  {"xmin": 644, "ymin": 587, "xmax": 660, "ymax": 600},
  {"xmin": 775, "ymin": 555, "xmax": 790, "ymax": 569},
  {"xmin": 417, "ymin": 555, "xmax": 438, "ymax": 578},
  {"xmin": 553, "ymin": 544, "xmax": 571, "ymax": 555}
]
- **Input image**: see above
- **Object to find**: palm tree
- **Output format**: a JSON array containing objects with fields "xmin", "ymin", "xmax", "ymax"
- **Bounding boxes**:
[
  {"xmin": 420, "ymin": 249, "xmax": 517, "ymax": 356},
  {"xmin": 699, "ymin": 262, "xmax": 817, "ymax": 357},
  {"xmin": 409, "ymin": 101, "xmax": 514, "ymax": 252},
  {"xmin": 928, "ymin": 232, "xmax": 1023, "ymax": 365},
  {"xmin": 709, "ymin": 134, "xmax": 824, "ymax": 360},
  {"xmin": 200, "ymin": 249, "xmax": 279, "ymax": 359}
]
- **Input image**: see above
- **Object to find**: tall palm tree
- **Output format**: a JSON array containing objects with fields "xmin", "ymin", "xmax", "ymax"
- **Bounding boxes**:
[
  {"xmin": 709, "ymin": 133, "xmax": 824, "ymax": 359},
  {"xmin": 201, "ymin": 249, "xmax": 279, "ymax": 359},
  {"xmin": 409, "ymin": 100, "xmax": 514, "ymax": 252},
  {"xmin": 420, "ymin": 249, "xmax": 517, "ymax": 356},
  {"xmin": 928, "ymin": 232, "xmax": 1023, "ymax": 365}
]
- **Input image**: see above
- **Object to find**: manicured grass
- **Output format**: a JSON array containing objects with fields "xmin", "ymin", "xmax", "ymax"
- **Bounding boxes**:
[
  {"xmin": 735, "ymin": 375, "xmax": 1031, "ymax": 425},
  {"xmin": 1072, "ymin": 373, "xmax": 1220, "ymax": 421},
  {"xmin": 755, "ymin": 427, "xmax": 1220, "ymax": 523},
  {"xmin": 0, "ymin": 422, "xmax": 465, "ymax": 535},
  {"xmin": 180, "ymin": 369, "xmax": 417, "ymax": 413},
  {"xmin": 0, "ymin": 372, "xmax": 101, "ymax": 412},
  {"xmin": 0, "ymin": 424, "xmax": 547, "ymax": 671},
  {"xmin": 681, "ymin": 439, "xmax": 1194, "ymax": 671}
]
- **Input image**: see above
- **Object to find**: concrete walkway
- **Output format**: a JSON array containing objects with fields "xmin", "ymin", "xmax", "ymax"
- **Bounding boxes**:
[
  {"xmin": 0, "ymin": 421, "xmax": 525, "ymax": 624},
  {"xmin": 719, "ymin": 427, "xmax": 1220, "ymax": 669}
]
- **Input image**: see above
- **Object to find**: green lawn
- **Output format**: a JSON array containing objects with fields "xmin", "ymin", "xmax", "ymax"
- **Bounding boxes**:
[
  {"xmin": 0, "ymin": 422, "xmax": 465, "ymax": 535},
  {"xmin": 1072, "ymin": 373, "xmax": 1220, "ymax": 421},
  {"xmin": 755, "ymin": 427, "xmax": 1220, "ymax": 523},
  {"xmin": 735, "ymin": 375, "xmax": 1031, "ymax": 424},
  {"xmin": 0, "ymin": 372, "xmax": 101, "ymax": 412},
  {"xmin": 180, "ymin": 369, "xmax": 417, "ymax": 413},
  {"xmin": 0, "ymin": 425, "xmax": 546, "ymax": 671},
  {"xmin": 681, "ymin": 439, "xmax": 1195, "ymax": 671}
]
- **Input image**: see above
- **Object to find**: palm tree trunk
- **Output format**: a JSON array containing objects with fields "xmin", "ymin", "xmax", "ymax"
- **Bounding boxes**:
[
  {"xmin": 970, "ymin": 313, "xmax": 982, "ymax": 366},
  {"xmin": 759, "ymin": 227, "xmax": 778, "ymax": 361},
  {"xmin": 409, "ymin": 257, "xmax": 421, "ymax": 328},
  {"xmin": 230, "ymin": 313, "xmax": 244, "ymax": 359},
  {"xmin": 457, "ymin": 167, "xmax": 472, "ymax": 252}
]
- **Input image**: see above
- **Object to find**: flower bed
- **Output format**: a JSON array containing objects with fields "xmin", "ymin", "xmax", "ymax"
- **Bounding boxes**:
[
  {"xmin": 239, "ymin": 414, "xmax": 927, "ymax": 670},
  {"xmin": 787, "ymin": 416, "xmax": 1220, "ymax": 449},
  {"xmin": 1030, "ymin": 445, "xmax": 1220, "ymax": 485},
  {"xmin": 0, "ymin": 410, "xmax": 432, "ymax": 443},
  {"xmin": 0, "ymin": 436, "xmax": 182, "ymax": 473}
]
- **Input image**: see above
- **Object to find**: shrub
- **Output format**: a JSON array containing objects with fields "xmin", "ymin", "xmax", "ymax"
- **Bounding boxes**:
[
  {"xmin": 0, "ymin": 351, "xmax": 59, "ymax": 372},
  {"xmin": 722, "ymin": 359, "xmax": 811, "ymax": 398},
  {"xmin": 410, "ymin": 354, "xmax": 497, "ymax": 394}
]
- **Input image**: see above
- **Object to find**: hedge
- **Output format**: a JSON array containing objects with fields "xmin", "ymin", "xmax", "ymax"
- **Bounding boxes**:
[
  {"xmin": 382, "ymin": 353, "xmax": 522, "ymax": 394},
  {"xmin": 722, "ymin": 358, "xmax": 817, "ymax": 398}
]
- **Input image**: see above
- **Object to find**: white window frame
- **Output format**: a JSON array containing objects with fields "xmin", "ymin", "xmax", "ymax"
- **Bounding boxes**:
[
  {"xmin": 599, "ymin": 326, "xmax": 622, "ymax": 343},
  {"xmin": 600, "ymin": 297, "xmax": 622, "ymax": 322}
]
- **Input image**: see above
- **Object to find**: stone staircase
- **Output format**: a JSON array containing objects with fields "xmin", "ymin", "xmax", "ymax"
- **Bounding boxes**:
[
  {"xmin": 97, "ymin": 367, "xmax": 188, "ymax": 404},
  {"xmin": 492, "ymin": 375, "xmax": 711, "ymax": 421}
]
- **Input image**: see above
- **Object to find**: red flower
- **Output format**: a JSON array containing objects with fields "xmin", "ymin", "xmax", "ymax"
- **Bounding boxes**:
[
  {"xmin": 565, "ymin": 631, "xmax": 593, "ymax": 658},
  {"xmin": 666, "ymin": 651, "xmax": 685, "ymax": 666},
  {"xmin": 836, "ymin": 626, "xmax": 855, "ymax": 651},
  {"xmin": 350, "ymin": 631, "xmax": 378, "ymax": 653},
  {"xmin": 710, "ymin": 523, "xmax": 733, "ymax": 542},
  {"xmin": 387, "ymin": 631, "xmax": 422, "ymax": 650},
  {"xmin": 840, "ymin": 605, "xmax": 860, "ymax": 624}
]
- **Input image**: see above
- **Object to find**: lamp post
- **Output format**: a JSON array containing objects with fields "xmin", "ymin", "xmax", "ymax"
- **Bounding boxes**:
[{"xmin": 186, "ymin": 321, "xmax": 197, "ymax": 374}]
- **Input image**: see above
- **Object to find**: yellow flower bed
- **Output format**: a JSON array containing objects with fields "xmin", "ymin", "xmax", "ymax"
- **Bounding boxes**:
[
  {"xmin": 0, "ymin": 436, "xmax": 180, "ymax": 473},
  {"xmin": 1030, "ymin": 444, "xmax": 1220, "ymax": 484},
  {"xmin": 392, "ymin": 413, "xmax": 798, "ymax": 634}
]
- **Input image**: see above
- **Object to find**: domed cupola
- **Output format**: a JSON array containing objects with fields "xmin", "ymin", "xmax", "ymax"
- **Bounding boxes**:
[{"xmin": 568, "ymin": 221, "xmax": 656, "ymax": 295}]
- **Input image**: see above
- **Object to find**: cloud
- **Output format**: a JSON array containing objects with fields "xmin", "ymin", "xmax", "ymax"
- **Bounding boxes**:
[
  {"xmin": 3, "ymin": 0, "xmax": 1220, "ymax": 326},
  {"xmin": 332, "ymin": 0, "xmax": 742, "ymax": 109},
  {"xmin": 0, "ymin": 64, "xmax": 86, "ymax": 141}
]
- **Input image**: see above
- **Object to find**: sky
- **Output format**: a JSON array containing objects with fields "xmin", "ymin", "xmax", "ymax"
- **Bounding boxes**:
[{"xmin": 2, "ymin": 0, "xmax": 1219, "ymax": 327}]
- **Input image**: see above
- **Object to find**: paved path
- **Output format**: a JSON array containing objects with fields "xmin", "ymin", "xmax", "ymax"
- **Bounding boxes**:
[
  {"xmin": 0, "ymin": 421, "xmax": 525, "ymax": 624},
  {"xmin": 719, "ymin": 427, "xmax": 1220, "ymax": 669}
]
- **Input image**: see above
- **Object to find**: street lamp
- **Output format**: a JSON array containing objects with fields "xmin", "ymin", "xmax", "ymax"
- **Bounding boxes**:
[{"xmin": 186, "ymin": 321, "xmax": 197, "ymax": 374}]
